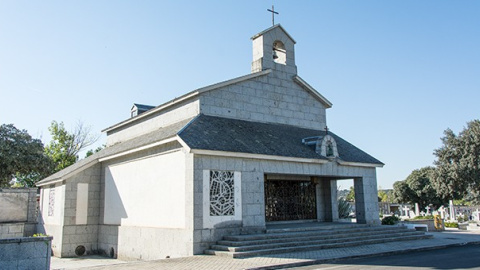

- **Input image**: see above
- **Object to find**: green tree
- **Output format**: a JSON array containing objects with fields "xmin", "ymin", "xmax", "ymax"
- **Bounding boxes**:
[
  {"xmin": 378, "ymin": 188, "xmax": 393, "ymax": 203},
  {"xmin": 433, "ymin": 120, "xmax": 480, "ymax": 204},
  {"xmin": 393, "ymin": 167, "xmax": 445, "ymax": 209},
  {"xmin": 345, "ymin": 186, "xmax": 355, "ymax": 202},
  {"xmin": 85, "ymin": 145, "xmax": 104, "ymax": 158},
  {"xmin": 44, "ymin": 121, "xmax": 99, "ymax": 173},
  {"xmin": 0, "ymin": 124, "xmax": 53, "ymax": 187}
]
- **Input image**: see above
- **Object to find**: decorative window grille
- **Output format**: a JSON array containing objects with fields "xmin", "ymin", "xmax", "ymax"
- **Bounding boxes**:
[
  {"xmin": 48, "ymin": 187, "xmax": 55, "ymax": 216},
  {"xmin": 209, "ymin": 170, "xmax": 235, "ymax": 216}
]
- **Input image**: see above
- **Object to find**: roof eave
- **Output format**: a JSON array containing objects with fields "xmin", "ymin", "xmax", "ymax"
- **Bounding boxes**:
[
  {"xmin": 337, "ymin": 159, "xmax": 384, "ymax": 168},
  {"xmin": 293, "ymin": 76, "xmax": 333, "ymax": 108},
  {"xmin": 102, "ymin": 69, "xmax": 272, "ymax": 134},
  {"xmin": 251, "ymin": 24, "xmax": 297, "ymax": 44},
  {"xmin": 36, "ymin": 159, "xmax": 99, "ymax": 187}
]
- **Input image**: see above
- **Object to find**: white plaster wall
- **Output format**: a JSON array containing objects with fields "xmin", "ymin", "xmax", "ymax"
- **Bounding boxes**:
[
  {"xmin": 40, "ymin": 184, "xmax": 65, "ymax": 226},
  {"xmin": 104, "ymin": 150, "xmax": 186, "ymax": 228},
  {"xmin": 75, "ymin": 183, "xmax": 89, "ymax": 225},
  {"xmin": 106, "ymin": 99, "xmax": 199, "ymax": 146},
  {"xmin": 199, "ymin": 72, "xmax": 327, "ymax": 130}
]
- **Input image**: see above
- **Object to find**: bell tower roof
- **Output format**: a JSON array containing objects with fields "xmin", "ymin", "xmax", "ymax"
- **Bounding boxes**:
[
  {"xmin": 251, "ymin": 24, "xmax": 297, "ymax": 75},
  {"xmin": 251, "ymin": 24, "xmax": 296, "ymax": 44}
]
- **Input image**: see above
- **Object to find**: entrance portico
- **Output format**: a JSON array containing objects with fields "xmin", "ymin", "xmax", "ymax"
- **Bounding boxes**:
[{"xmin": 264, "ymin": 173, "xmax": 377, "ymax": 225}]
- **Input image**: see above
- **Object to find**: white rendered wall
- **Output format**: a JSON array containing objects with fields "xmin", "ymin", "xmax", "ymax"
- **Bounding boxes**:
[
  {"xmin": 106, "ymin": 99, "xmax": 200, "ymax": 146},
  {"xmin": 104, "ymin": 150, "xmax": 186, "ymax": 228},
  {"xmin": 40, "ymin": 184, "xmax": 65, "ymax": 226},
  {"xmin": 75, "ymin": 183, "xmax": 89, "ymax": 225}
]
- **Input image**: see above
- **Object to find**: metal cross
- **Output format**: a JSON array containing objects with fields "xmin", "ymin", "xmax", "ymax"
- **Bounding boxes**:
[
  {"xmin": 267, "ymin": 5, "xmax": 279, "ymax": 26},
  {"xmin": 324, "ymin": 126, "xmax": 329, "ymax": 135}
]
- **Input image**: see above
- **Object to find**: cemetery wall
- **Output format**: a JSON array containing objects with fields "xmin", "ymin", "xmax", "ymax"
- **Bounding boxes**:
[
  {"xmin": 192, "ymin": 155, "xmax": 379, "ymax": 254},
  {"xmin": 199, "ymin": 70, "xmax": 327, "ymax": 131},
  {"xmin": 0, "ymin": 188, "xmax": 38, "ymax": 239},
  {"xmin": 106, "ymin": 98, "xmax": 200, "ymax": 146},
  {"xmin": 0, "ymin": 236, "xmax": 52, "ymax": 270}
]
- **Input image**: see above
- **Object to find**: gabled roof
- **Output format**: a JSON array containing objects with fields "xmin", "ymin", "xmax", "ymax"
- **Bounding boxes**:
[
  {"xmin": 251, "ymin": 24, "xmax": 296, "ymax": 44},
  {"xmin": 178, "ymin": 114, "xmax": 383, "ymax": 166},
  {"xmin": 293, "ymin": 76, "xmax": 333, "ymax": 108},
  {"xmin": 131, "ymin": 103, "xmax": 155, "ymax": 111},
  {"xmin": 36, "ymin": 117, "xmax": 195, "ymax": 186},
  {"xmin": 102, "ymin": 69, "xmax": 271, "ymax": 133}
]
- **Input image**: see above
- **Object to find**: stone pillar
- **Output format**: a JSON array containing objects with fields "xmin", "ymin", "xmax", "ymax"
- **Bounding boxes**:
[
  {"xmin": 330, "ymin": 180, "xmax": 339, "ymax": 222},
  {"xmin": 354, "ymin": 174, "xmax": 380, "ymax": 225},
  {"xmin": 316, "ymin": 179, "xmax": 325, "ymax": 222},
  {"xmin": 316, "ymin": 178, "xmax": 338, "ymax": 222}
]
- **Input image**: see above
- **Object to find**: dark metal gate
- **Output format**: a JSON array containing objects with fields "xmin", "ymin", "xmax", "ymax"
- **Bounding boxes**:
[{"xmin": 264, "ymin": 179, "xmax": 317, "ymax": 222}]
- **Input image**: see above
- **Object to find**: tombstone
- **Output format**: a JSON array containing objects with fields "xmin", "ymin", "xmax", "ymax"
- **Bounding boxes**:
[
  {"xmin": 402, "ymin": 206, "xmax": 410, "ymax": 218},
  {"xmin": 420, "ymin": 211, "xmax": 426, "ymax": 216},
  {"xmin": 448, "ymin": 200, "xmax": 455, "ymax": 221},
  {"xmin": 415, "ymin": 203, "xmax": 420, "ymax": 216},
  {"xmin": 438, "ymin": 206, "xmax": 446, "ymax": 219},
  {"xmin": 425, "ymin": 206, "xmax": 431, "ymax": 215},
  {"xmin": 409, "ymin": 210, "xmax": 417, "ymax": 218},
  {"xmin": 472, "ymin": 209, "xmax": 480, "ymax": 222}
]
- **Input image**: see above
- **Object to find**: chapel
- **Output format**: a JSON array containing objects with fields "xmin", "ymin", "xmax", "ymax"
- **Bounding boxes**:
[{"xmin": 36, "ymin": 24, "xmax": 383, "ymax": 260}]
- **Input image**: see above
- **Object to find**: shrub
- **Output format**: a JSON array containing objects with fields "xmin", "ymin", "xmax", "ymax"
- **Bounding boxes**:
[
  {"xmin": 338, "ymin": 197, "xmax": 352, "ymax": 219},
  {"xmin": 412, "ymin": 215, "xmax": 434, "ymax": 220},
  {"xmin": 382, "ymin": 215, "xmax": 400, "ymax": 225},
  {"xmin": 445, "ymin": 222, "xmax": 458, "ymax": 228}
]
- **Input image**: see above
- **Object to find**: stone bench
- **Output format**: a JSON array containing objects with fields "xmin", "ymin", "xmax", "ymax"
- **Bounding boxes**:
[{"xmin": 404, "ymin": 223, "xmax": 428, "ymax": 232}]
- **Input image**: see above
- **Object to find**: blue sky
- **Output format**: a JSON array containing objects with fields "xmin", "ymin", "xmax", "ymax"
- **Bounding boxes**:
[{"xmin": 1, "ymin": 1, "xmax": 479, "ymax": 189}]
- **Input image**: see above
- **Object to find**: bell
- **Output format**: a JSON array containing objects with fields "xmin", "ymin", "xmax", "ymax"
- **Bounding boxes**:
[{"xmin": 273, "ymin": 50, "xmax": 278, "ymax": 59}]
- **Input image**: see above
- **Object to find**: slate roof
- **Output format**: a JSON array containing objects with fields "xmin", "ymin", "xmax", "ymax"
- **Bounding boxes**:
[
  {"xmin": 178, "ymin": 114, "xmax": 383, "ymax": 165},
  {"xmin": 36, "ymin": 117, "xmax": 194, "ymax": 186},
  {"xmin": 37, "ymin": 114, "xmax": 383, "ymax": 186},
  {"xmin": 132, "ymin": 103, "xmax": 155, "ymax": 111}
]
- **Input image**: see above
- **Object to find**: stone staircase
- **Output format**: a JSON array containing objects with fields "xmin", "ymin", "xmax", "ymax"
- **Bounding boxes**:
[{"xmin": 205, "ymin": 223, "xmax": 433, "ymax": 258}]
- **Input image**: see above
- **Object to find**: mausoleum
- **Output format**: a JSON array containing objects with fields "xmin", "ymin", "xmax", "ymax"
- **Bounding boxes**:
[{"xmin": 36, "ymin": 24, "xmax": 383, "ymax": 260}]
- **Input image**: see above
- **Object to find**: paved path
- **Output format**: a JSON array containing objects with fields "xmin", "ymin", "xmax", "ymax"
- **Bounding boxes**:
[{"xmin": 51, "ymin": 229, "xmax": 480, "ymax": 270}]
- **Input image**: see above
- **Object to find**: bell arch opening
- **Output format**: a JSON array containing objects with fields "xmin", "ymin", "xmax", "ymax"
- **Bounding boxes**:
[{"xmin": 272, "ymin": 40, "xmax": 286, "ymax": 65}]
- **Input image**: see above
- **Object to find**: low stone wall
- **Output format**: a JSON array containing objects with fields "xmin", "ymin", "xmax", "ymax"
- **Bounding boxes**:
[
  {"xmin": 402, "ymin": 219, "xmax": 436, "ymax": 231},
  {"xmin": 0, "ymin": 236, "xmax": 52, "ymax": 270},
  {"xmin": 0, "ymin": 223, "xmax": 37, "ymax": 239}
]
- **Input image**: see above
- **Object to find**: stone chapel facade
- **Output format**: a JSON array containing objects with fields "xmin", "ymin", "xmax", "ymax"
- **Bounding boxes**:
[{"xmin": 36, "ymin": 25, "xmax": 383, "ymax": 260}]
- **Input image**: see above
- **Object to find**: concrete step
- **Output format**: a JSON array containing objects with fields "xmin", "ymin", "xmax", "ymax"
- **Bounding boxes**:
[
  {"xmin": 205, "ymin": 234, "xmax": 433, "ymax": 258},
  {"xmin": 265, "ymin": 223, "xmax": 370, "ymax": 233},
  {"xmin": 205, "ymin": 225, "xmax": 433, "ymax": 258},
  {"xmin": 215, "ymin": 230, "xmax": 425, "ymax": 250},
  {"xmin": 223, "ymin": 225, "xmax": 410, "ymax": 242}
]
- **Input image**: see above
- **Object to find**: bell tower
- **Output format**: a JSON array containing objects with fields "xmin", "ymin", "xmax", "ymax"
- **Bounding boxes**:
[{"xmin": 251, "ymin": 24, "xmax": 297, "ymax": 75}]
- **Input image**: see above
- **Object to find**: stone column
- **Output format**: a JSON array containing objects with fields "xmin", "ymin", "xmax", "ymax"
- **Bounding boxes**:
[
  {"xmin": 354, "ymin": 174, "xmax": 380, "ymax": 225},
  {"xmin": 316, "ymin": 178, "xmax": 338, "ymax": 222},
  {"xmin": 316, "ymin": 179, "xmax": 325, "ymax": 222},
  {"xmin": 330, "ymin": 179, "xmax": 339, "ymax": 222}
]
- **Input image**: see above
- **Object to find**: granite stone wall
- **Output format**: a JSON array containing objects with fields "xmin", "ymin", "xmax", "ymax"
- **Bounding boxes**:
[
  {"xmin": 200, "ymin": 70, "xmax": 327, "ymax": 131},
  {"xmin": 0, "ymin": 188, "xmax": 38, "ymax": 239},
  {"xmin": 0, "ymin": 236, "xmax": 52, "ymax": 270},
  {"xmin": 192, "ymin": 155, "xmax": 380, "ymax": 254}
]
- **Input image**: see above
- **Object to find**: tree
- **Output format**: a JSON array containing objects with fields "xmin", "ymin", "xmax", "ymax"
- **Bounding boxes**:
[
  {"xmin": 433, "ymin": 120, "xmax": 480, "ymax": 203},
  {"xmin": 44, "ymin": 121, "xmax": 99, "ymax": 173},
  {"xmin": 0, "ymin": 124, "xmax": 53, "ymax": 187},
  {"xmin": 378, "ymin": 188, "xmax": 393, "ymax": 203},
  {"xmin": 85, "ymin": 146, "xmax": 104, "ymax": 158},
  {"xmin": 345, "ymin": 186, "xmax": 355, "ymax": 202},
  {"xmin": 393, "ymin": 167, "xmax": 445, "ymax": 209}
]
